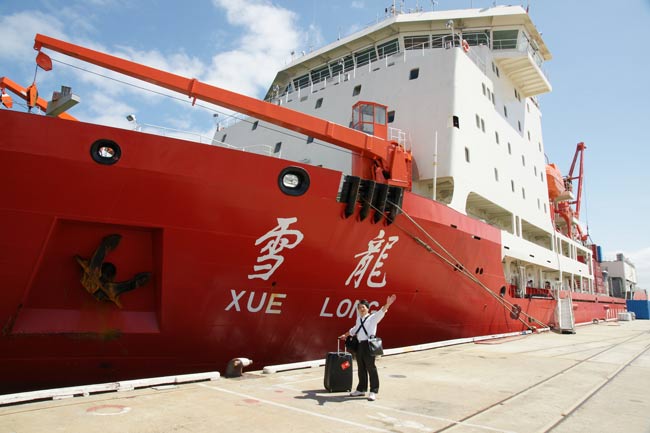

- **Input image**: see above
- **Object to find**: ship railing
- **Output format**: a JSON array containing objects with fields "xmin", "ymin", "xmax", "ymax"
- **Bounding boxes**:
[
  {"xmin": 211, "ymin": 140, "xmax": 277, "ymax": 156},
  {"xmin": 134, "ymin": 122, "xmax": 277, "ymax": 156},
  {"xmin": 134, "ymin": 122, "xmax": 215, "ymax": 144},
  {"xmin": 492, "ymin": 36, "xmax": 549, "ymax": 79}
]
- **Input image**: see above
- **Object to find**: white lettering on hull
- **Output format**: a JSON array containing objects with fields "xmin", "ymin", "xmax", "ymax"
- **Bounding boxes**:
[
  {"xmin": 319, "ymin": 297, "xmax": 380, "ymax": 318},
  {"xmin": 225, "ymin": 289, "xmax": 286, "ymax": 314}
]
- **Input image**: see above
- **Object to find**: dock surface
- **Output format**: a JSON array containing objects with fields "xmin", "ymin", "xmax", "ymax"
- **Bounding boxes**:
[{"xmin": 2, "ymin": 320, "xmax": 649, "ymax": 433}]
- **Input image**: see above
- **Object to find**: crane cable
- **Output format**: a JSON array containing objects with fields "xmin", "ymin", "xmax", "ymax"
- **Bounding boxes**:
[{"xmin": 380, "ymin": 198, "xmax": 550, "ymax": 330}]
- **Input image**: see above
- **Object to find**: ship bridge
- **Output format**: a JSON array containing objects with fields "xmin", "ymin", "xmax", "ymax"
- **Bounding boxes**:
[{"xmin": 265, "ymin": 5, "xmax": 553, "ymax": 100}]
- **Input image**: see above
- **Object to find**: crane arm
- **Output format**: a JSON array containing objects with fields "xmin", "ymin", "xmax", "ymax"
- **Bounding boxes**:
[
  {"xmin": 33, "ymin": 34, "xmax": 410, "ymax": 187},
  {"xmin": 567, "ymin": 141, "xmax": 585, "ymax": 219},
  {"xmin": 0, "ymin": 76, "xmax": 77, "ymax": 121}
]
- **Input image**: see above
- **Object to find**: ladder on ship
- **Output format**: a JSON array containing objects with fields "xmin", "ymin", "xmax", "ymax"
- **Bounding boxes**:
[{"xmin": 556, "ymin": 293, "xmax": 576, "ymax": 334}]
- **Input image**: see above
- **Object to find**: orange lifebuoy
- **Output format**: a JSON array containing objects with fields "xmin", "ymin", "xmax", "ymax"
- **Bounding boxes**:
[{"xmin": 462, "ymin": 39, "xmax": 470, "ymax": 53}]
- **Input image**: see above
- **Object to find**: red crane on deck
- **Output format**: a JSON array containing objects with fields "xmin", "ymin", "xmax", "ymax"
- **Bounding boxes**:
[
  {"xmin": 0, "ymin": 76, "xmax": 77, "ymax": 121},
  {"xmin": 31, "ymin": 34, "xmax": 411, "ymax": 189}
]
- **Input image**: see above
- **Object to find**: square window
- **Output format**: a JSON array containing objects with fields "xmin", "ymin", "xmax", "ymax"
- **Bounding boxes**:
[
  {"xmin": 306, "ymin": 136, "xmax": 314, "ymax": 144},
  {"xmin": 315, "ymin": 98, "xmax": 323, "ymax": 109},
  {"xmin": 251, "ymin": 120, "xmax": 259, "ymax": 131},
  {"xmin": 409, "ymin": 68, "xmax": 420, "ymax": 80},
  {"xmin": 388, "ymin": 110, "xmax": 395, "ymax": 123},
  {"xmin": 352, "ymin": 85, "xmax": 361, "ymax": 96}
]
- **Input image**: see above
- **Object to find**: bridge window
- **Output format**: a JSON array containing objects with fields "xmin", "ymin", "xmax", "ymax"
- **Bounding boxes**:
[
  {"xmin": 388, "ymin": 111, "xmax": 395, "ymax": 123},
  {"xmin": 377, "ymin": 39, "xmax": 399, "ymax": 57},
  {"xmin": 404, "ymin": 35, "xmax": 430, "ymax": 50},
  {"xmin": 493, "ymin": 30, "xmax": 519, "ymax": 50}
]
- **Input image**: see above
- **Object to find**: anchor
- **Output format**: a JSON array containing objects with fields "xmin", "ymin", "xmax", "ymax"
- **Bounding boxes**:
[{"xmin": 74, "ymin": 234, "xmax": 151, "ymax": 308}]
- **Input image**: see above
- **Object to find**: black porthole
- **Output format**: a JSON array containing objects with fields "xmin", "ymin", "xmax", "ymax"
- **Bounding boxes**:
[
  {"xmin": 278, "ymin": 166, "xmax": 310, "ymax": 196},
  {"xmin": 90, "ymin": 139, "xmax": 121, "ymax": 165}
]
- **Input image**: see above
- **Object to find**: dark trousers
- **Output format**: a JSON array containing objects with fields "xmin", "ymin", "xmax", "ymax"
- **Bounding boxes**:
[{"xmin": 355, "ymin": 340, "xmax": 379, "ymax": 393}]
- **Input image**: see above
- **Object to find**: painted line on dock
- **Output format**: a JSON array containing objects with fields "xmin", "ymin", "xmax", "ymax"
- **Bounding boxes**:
[
  {"xmin": 198, "ymin": 383, "xmax": 393, "ymax": 432},
  {"xmin": 363, "ymin": 402, "xmax": 519, "ymax": 433}
]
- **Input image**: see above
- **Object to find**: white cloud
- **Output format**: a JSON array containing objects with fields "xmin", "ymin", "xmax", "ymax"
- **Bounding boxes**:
[
  {"xmin": 207, "ymin": 0, "xmax": 301, "ymax": 97},
  {"xmin": 0, "ymin": 11, "xmax": 67, "ymax": 64}
]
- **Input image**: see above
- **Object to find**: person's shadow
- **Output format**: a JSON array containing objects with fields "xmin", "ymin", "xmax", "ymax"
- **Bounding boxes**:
[{"xmin": 294, "ymin": 389, "xmax": 359, "ymax": 406}]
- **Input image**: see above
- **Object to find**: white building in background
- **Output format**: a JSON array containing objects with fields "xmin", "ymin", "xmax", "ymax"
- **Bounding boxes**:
[{"xmin": 600, "ymin": 254, "xmax": 638, "ymax": 298}]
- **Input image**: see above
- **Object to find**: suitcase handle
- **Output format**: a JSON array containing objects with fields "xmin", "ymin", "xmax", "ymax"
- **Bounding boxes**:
[{"xmin": 338, "ymin": 337, "xmax": 349, "ymax": 354}]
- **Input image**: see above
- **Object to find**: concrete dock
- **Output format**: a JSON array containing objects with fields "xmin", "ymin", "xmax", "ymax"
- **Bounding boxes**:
[{"xmin": 2, "ymin": 320, "xmax": 649, "ymax": 433}]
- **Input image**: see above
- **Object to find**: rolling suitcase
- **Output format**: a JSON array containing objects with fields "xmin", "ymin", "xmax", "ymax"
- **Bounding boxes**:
[{"xmin": 324, "ymin": 340, "xmax": 353, "ymax": 392}]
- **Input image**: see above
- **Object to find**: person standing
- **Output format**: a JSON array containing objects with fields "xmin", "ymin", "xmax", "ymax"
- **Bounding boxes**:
[{"xmin": 338, "ymin": 294, "xmax": 396, "ymax": 401}]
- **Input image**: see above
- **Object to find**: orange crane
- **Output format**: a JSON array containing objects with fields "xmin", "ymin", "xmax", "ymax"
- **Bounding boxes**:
[
  {"xmin": 32, "ymin": 34, "xmax": 411, "ymax": 188},
  {"xmin": 0, "ymin": 76, "xmax": 77, "ymax": 121}
]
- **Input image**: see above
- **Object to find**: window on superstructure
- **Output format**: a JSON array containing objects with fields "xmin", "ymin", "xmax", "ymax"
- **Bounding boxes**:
[
  {"xmin": 315, "ymin": 98, "xmax": 323, "ymax": 109},
  {"xmin": 475, "ymin": 114, "xmax": 480, "ymax": 129},
  {"xmin": 306, "ymin": 136, "xmax": 314, "ymax": 144},
  {"xmin": 522, "ymin": 155, "xmax": 526, "ymax": 166},
  {"xmin": 482, "ymin": 83, "xmax": 486, "ymax": 95},
  {"xmin": 538, "ymin": 142, "xmax": 542, "ymax": 152},
  {"xmin": 377, "ymin": 39, "xmax": 399, "ymax": 57},
  {"xmin": 507, "ymin": 142, "xmax": 512, "ymax": 155},
  {"xmin": 252, "ymin": 121, "xmax": 259, "ymax": 131},
  {"xmin": 495, "ymin": 65, "xmax": 500, "ymax": 77},
  {"xmin": 518, "ymin": 121, "xmax": 522, "ymax": 132},
  {"xmin": 330, "ymin": 55, "xmax": 354, "ymax": 75},
  {"xmin": 352, "ymin": 85, "xmax": 361, "ymax": 96},
  {"xmin": 480, "ymin": 118, "xmax": 485, "ymax": 132},
  {"xmin": 354, "ymin": 47, "xmax": 377, "ymax": 67},
  {"xmin": 453, "ymin": 115, "xmax": 460, "ymax": 129},
  {"xmin": 534, "ymin": 166, "xmax": 538, "ymax": 176},
  {"xmin": 404, "ymin": 35, "xmax": 430, "ymax": 50},
  {"xmin": 493, "ymin": 30, "xmax": 519, "ymax": 50},
  {"xmin": 522, "ymin": 187, "xmax": 526, "ymax": 199},
  {"xmin": 388, "ymin": 111, "xmax": 395, "ymax": 123},
  {"xmin": 541, "ymin": 172, "xmax": 544, "ymax": 183},
  {"xmin": 465, "ymin": 147, "xmax": 470, "ymax": 163},
  {"xmin": 527, "ymin": 131, "xmax": 531, "ymax": 141},
  {"xmin": 537, "ymin": 198, "xmax": 541, "ymax": 209},
  {"xmin": 544, "ymin": 202, "xmax": 547, "ymax": 213},
  {"xmin": 409, "ymin": 68, "xmax": 420, "ymax": 80},
  {"xmin": 310, "ymin": 65, "xmax": 330, "ymax": 84},
  {"xmin": 491, "ymin": 93, "xmax": 496, "ymax": 105},
  {"xmin": 274, "ymin": 142, "xmax": 282, "ymax": 153},
  {"xmin": 511, "ymin": 180, "xmax": 515, "ymax": 192},
  {"xmin": 432, "ymin": 34, "xmax": 453, "ymax": 49},
  {"xmin": 463, "ymin": 31, "xmax": 490, "ymax": 47},
  {"xmin": 293, "ymin": 74, "xmax": 310, "ymax": 90},
  {"xmin": 527, "ymin": 103, "xmax": 530, "ymax": 113},
  {"xmin": 495, "ymin": 131, "xmax": 500, "ymax": 144},
  {"xmin": 504, "ymin": 105, "xmax": 508, "ymax": 118},
  {"xmin": 494, "ymin": 168, "xmax": 499, "ymax": 181},
  {"xmin": 221, "ymin": 134, "xmax": 227, "ymax": 143}
]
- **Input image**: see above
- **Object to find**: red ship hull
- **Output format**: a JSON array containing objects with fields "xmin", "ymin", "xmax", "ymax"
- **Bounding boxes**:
[{"xmin": 0, "ymin": 111, "xmax": 626, "ymax": 393}]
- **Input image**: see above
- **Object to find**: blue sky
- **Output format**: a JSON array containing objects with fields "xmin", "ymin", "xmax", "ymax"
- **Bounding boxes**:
[{"xmin": 1, "ymin": 0, "xmax": 649, "ymax": 288}]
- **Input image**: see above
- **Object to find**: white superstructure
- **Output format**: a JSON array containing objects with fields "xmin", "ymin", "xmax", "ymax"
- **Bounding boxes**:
[{"xmin": 216, "ymin": 6, "xmax": 600, "ymax": 296}]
